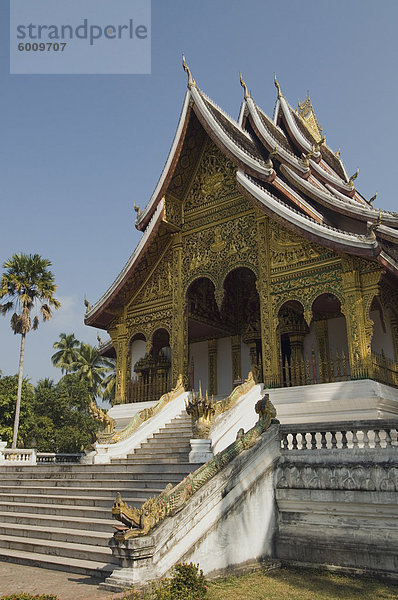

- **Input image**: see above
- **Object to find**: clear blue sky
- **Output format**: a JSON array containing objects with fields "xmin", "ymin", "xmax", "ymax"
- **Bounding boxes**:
[{"xmin": 1, "ymin": 0, "xmax": 397, "ymax": 384}]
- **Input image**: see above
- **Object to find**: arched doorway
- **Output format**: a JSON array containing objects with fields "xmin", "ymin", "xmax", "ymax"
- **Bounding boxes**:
[{"xmin": 186, "ymin": 268, "xmax": 260, "ymax": 397}]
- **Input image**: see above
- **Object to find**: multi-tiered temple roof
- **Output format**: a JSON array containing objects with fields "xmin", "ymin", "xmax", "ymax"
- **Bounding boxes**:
[{"xmin": 86, "ymin": 66, "xmax": 398, "ymax": 330}]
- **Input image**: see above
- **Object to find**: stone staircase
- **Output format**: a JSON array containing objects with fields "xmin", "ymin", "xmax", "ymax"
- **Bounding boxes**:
[{"xmin": 0, "ymin": 410, "xmax": 198, "ymax": 578}]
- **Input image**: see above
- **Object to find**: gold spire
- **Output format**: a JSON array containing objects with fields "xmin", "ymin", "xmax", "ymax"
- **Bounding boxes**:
[
  {"xmin": 182, "ymin": 53, "xmax": 196, "ymax": 88},
  {"xmin": 335, "ymin": 148, "xmax": 341, "ymax": 157},
  {"xmin": 274, "ymin": 73, "xmax": 282, "ymax": 99},
  {"xmin": 297, "ymin": 94, "xmax": 323, "ymax": 143},
  {"xmin": 349, "ymin": 168, "xmax": 359, "ymax": 186},
  {"xmin": 240, "ymin": 72, "xmax": 250, "ymax": 99}
]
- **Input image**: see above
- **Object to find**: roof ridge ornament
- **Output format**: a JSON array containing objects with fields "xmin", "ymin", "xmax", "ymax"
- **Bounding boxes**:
[
  {"xmin": 265, "ymin": 145, "xmax": 278, "ymax": 169},
  {"xmin": 182, "ymin": 53, "xmax": 196, "ymax": 88},
  {"xmin": 335, "ymin": 148, "xmax": 341, "ymax": 157},
  {"xmin": 349, "ymin": 168, "xmax": 359, "ymax": 187},
  {"xmin": 301, "ymin": 145, "xmax": 316, "ymax": 167},
  {"xmin": 240, "ymin": 72, "xmax": 250, "ymax": 99},
  {"xmin": 274, "ymin": 73, "xmax": 282, "ymax": 99},
  {"xmin": 366, "ymin": 209, "xmax": 382, "ymax": 240},
  {"xmin": 369, "ymin": 192, "xmax": 378, "ymax": 206},
  {"xmin": 297, "ymin": 94, "xmax": 323, "ymax": 143}
]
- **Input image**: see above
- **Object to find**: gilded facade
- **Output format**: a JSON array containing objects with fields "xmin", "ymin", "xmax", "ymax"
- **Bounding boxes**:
[{"xmin": 86, "ymin": 72, "xmax": 398, "ymax": 403}]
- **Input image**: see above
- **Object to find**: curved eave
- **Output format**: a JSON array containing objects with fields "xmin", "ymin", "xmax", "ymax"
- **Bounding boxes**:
[
  {"xmin": 246, "ymin": 97, "xmax": 309, "ymax": 175},
  {"xmin": 236, "ymin": 170, "xmax": 380, "ymax": 258},
  {"xmin": 309, "ymin": 158, "xmax": 355, "ymax": 196},
  {"xmin": 85, "ymin": 200, "xmax": 165, "ymax": 328},
  {"xmin": 272, "ymin": 176, "xmax": 324, "ymax": 223},
  {"xmin": 136, "ymin": 90, "xmax": 192, "ymax": 232},
  {"xmin": 278, "ymin": 97, "xmax": 321, "ymax": 158},
  {"xmin": 377, "ymin": 224, "xmax": 398, "ymax": 243},
  {"xmin": 281, "ymin": 165, "xmax": 390, "ymax": 225},
  {"xmin": 189, "ymin": 86, "xmax": 274, "ymax": 181},
  {"xmin": 378, "ymin": 250, "xmax": 398, "ymax": 278}
]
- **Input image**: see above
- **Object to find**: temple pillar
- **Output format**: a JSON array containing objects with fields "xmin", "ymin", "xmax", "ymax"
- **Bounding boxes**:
[
  {"xmin": 231, "ymin": 335, "xmax": 242, "ymax": 384},
  {"xmin": 256, "ymin": 216, "xmax": 279, "ymax": 387},
  {"xmin": 208, "ymin": 339, "xmax": 218, "ymax": 396},
  {"xmin": 171, "ymin": 235, "xmax": 188, "ymax": 386},
  {"xmin": 341, "ymin": 258, "xmax": 382, "ymax": 379},
  {"xmin": 111, "ymin": 321, "xmax": 128, "ymax": 404},
  {"xmin": 315, "ymin": 318, "xmax": 331, "ymax": 382}
]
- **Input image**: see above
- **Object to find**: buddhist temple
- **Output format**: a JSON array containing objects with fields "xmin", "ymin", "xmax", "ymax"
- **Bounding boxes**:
[{"xmin": 85, "ymin": 63, "xmax": 398, "ymax": 410}]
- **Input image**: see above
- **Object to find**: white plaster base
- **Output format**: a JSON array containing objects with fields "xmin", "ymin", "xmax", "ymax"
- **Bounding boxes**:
[
  {"xmin": 269, "ymin": 379, "xmax": 398, "ymax": 423},
  {"xmin": 189, "ymin": 439, "xmax": 213, "ymax": 463}
]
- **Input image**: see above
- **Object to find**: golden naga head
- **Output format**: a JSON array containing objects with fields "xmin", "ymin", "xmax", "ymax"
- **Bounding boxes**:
[
  {"xmin": 240, "ymin": 72, "xmax": 250, "ymax": 99},
  {"xmin": 182, "ymin": 53, "xmax": 196, "ymax": 88},
  {"xmin": 274, "ymin": 73, "xmax": 282, "ymax": 99}
]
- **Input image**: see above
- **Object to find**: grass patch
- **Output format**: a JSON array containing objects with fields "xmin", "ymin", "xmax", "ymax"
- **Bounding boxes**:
[{"xmin": 206, "ymin": 566, "xmax": 398, "ymax": 600}]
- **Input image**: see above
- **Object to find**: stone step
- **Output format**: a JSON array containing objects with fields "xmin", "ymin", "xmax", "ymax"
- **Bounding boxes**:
[
  {"xmin": 116, "ymin": 456, "xmax": 191, "ymax": 465},
  {"xmin": 0, "ymin": 533, "xmax": 119, "ymax": 565},
  {"xmin": 0, "ymin": 463, "xmax": 197, "ymax": 476},
  {"xmin": 0, "ymin": 485, "xmax": 163, "ymax": 498},
  {"xmin": 0, "ymin": 522, "xmax": 111, "ymax": 546},
  {"xmin": 133, "ymin": 446, "xmax": 190, "ymax": 455},
  {"xmin": 0, "ymin": 510, "xmax": 116, "ymax": 532},
  {"xmin": 2, "ymin": 492, "xmax": 148, "ymax": 508},
  {"xmin": 0, "ymin": 547, "xmax": 115, "ymax": 578},
  {"xmin": 0, "ymin": 477, "xmax": 184, "ymax": 488},
  {"xmin": 0, "ymin": 500, "xmax": 136, "ymax": 519}
]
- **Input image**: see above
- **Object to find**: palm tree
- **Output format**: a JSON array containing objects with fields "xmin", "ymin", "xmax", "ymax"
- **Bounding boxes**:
[
  {"xmin": 51, "ymin": 333, "xmax": 80, "ymax": 374},
  {"xmin": 0, "ymin": 253, "xmax": 60, "ymax": 448},
  {"xmin": 71, "ymin": 342, "xmax": 113, "ymax": 398},
  {"xmin": 101, "ymin": 359, "xmax": 116, "ymax": 403}
]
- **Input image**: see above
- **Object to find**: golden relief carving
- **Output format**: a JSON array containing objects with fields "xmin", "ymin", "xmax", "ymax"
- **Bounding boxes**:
[
  {"xmin": 135, "ymin": 253, "xmax": 173, "ymax": 304},
  {"xmin": 269, "ymin": 221, "xmax": 332, "ymax": 270},
  {"xmin": 182, "ymin": 213, "xmax": 258, "ymax": 289},
  {"xmin": 164, "ymin": 195, "xmax": 182, "ymax": 228},
  {"xmin": 184, "ymin": 139, "xmax": 238, "ymax": 213}
]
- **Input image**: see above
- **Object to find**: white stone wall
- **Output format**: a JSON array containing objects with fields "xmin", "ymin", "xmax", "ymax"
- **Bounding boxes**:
[
  {"xmin": 130, "ymin": 339, "xmax": 146, "ymax": 378},
  {"xmin": 217, "ymin": 337, "xmax": 233, "ymax": 396},
  {"xmin": 190, "ymin": 340, "xmax": 208, "ymax": 391}
]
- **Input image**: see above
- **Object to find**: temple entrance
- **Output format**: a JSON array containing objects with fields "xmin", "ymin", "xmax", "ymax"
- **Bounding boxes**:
[
  {"xmin": 186, "ymin": 268, "xmax": 261, "ymax": 396},
  {"xmin": 128, "ymin": 329, "xmax": 171, "ymax": 403},
  {"xmin": 278, "ymin": 294, "xmax": 350, "ymax": 387}
]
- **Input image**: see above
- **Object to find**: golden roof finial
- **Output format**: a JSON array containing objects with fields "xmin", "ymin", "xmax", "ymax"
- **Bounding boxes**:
[
  {"xmin": 240, "ymin": 72, "xmax": 250, "ymax": 99},
  {"xmin": 265, "ymin": 145, "xmax": 278, "ymax": 169},
  {"xmin": 301, "ymin": 145, "xmax": 315, "ymax": 167},
  {"xmin": 369, "ymin": 192, "xmax": 378, "ymax": 206},
  {"xmin": 274, "ymin": 73, "xmax": 282, "ymax": 99},
  {"xmin": 335, "ymin": 148, "xmax": 341, "ymax": 157},
  {"xmin": 182, "ymin": 53, "xmax": 196, "ymax": 88},
  {"xmin": 349, "ymin": 168, "xmax": 359, "ymax": 186}
]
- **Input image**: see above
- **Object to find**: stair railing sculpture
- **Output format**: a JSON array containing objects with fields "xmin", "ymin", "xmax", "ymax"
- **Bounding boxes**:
[
  {"xmin": 98, "ymin": 375, "xmax": 185, "ymax": 444},
  {"xmin": 112, "ymin": 392, "xmax": 277, "ymax": 540}
]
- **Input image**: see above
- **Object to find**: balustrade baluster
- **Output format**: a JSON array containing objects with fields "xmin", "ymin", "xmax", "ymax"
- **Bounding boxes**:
[
  {"xmin": 385, "ymin": 429, "xmax": 392, "ymax": 448},
  {"xmin": 341, "ymin": 430, "xmax": 348, "ymax": 449},
  {"xmin": 292, "ymin": 433, "xmax": 298, "ymax": 450},
  {"xmin": 363, "ymin": 429, "xmax": 369, "ymax": 448},
  {"xmin": 311, "ymin": 432, "xmax": 317, "ymax": 449},
  {"xmin": 352, "ymin": 429, "xmax": 359, "ymax": 447},
  {"xmin": 331, "ymin": 431, "xmax": 337, "ymax": 449},
  {"xmin": 374, "ymin": 429, "xmax": 381, "ymax": 448},
  {"xmin": 320, "ymin": 431, "xmax": 327, "ymax": 449}
]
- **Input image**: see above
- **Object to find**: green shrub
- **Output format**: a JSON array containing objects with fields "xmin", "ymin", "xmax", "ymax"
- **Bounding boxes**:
[
  {"xmin": 152, "ymin": 562, "xmax": 208, "ymax": 600},
  {"xmin": 0, "ymin": 595, "xmax": 59, "ymax": 600}
]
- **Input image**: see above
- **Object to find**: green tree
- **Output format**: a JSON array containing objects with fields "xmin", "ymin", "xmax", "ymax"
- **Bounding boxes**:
[
  {"xmin": 71, "ymin": 342, "xmax": 113, "ymax": 397},
  {"xmin": 0, "ymin": 253, "xmax": 60, "ymax": 448},
  {"xmin": 0, "ymin": 375, "xmax": 35, "ymax": 446},
  {"xmin": 51, "ymin": 333, "xmax": 80, "ymax": 374},
  {"xmin": 31, "ymin": 374, "xmax": 99, "ymax": 452}
]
